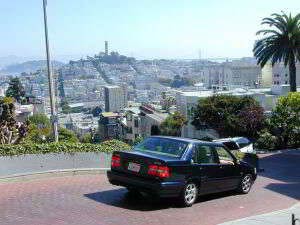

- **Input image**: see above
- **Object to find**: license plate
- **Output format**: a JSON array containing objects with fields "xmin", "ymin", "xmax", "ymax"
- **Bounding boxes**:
[{"xmin": 128, "ymin": 162, "xmax": 141, "ymax": 172}]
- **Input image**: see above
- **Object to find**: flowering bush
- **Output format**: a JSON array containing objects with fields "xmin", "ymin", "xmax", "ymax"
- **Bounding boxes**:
[{"xmin": 0, "ymin": 139, "xmax": 131, "ymax": 156}]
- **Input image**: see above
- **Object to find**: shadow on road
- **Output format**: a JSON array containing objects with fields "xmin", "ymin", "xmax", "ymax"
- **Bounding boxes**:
[
  {"xmin": 84, "ymin": 188, "xmax": 238, "ymax": 211},
  {"xmin": 259, "ymin": 150, "xmax": 300, "ymax": 200}
]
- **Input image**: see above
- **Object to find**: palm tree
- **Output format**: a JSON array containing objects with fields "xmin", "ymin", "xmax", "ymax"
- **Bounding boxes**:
[{"xmin": 253, "ymin": 12, "xmax": 300, "ymax": 92}]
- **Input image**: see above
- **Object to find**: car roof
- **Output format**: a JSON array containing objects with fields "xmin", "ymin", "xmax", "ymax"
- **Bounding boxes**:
[
  {"xmin": 213, "ymin": 137, "xmax": 250, "ymax": 142},
  {"xmin": 150, "ymin": 136, "xmax": 223, "ymax": 146}
]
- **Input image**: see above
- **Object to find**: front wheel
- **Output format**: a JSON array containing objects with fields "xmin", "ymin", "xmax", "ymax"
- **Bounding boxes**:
[
  {"xmin": 238, "ymin": 174, "xmax": 253, "ymax": 194},
  {"xmin": 179, "ymin": 182, "xmax": 198, "ymax": 207}
]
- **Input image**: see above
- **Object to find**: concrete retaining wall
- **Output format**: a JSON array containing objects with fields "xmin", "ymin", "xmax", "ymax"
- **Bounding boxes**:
[{"xmin": 0, "ymin": 152, "xmax": 112, "ymax": 177}]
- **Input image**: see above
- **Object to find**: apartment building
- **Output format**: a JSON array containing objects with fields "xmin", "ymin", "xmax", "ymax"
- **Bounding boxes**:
[{"xmin": 104, "ymin": 85, "xmax": 127, "ymax": 112}]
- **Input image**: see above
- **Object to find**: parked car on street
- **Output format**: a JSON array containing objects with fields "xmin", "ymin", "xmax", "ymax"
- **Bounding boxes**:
[
  {"xmin": 213, "ymin": 137, "xmax": 255, "ymax": 153},
  {"xmin": 107, "ymin": 136, "xmax": 257, "ymax": 207}
]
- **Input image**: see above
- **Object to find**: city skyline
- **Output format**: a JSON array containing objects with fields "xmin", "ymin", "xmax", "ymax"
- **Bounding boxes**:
[{"xmin": 1, "ymin": 0, "xmax": 300, "ymax": 60}]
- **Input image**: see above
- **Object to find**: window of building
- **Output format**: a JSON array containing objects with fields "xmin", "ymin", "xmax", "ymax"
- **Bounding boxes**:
[
  {"xmin": 134, "ymin": 119, "xmax": 139, "ymax": 127},
  {"xmin": 127, "ymin": 114, "xmax": 132, "ymax": 121},
  {"xmin": 127, "ymin": 127, "xmax": 133, "ymax": 134}
]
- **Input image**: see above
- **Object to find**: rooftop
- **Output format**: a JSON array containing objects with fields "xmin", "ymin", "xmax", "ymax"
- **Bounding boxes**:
[
  {"xmin": 104, "ymin": 85, "xmax": 121, "ymax": 89},
  {"xmin": 101, "ymin": 112, "xmax": 120, "ymax": 118}
]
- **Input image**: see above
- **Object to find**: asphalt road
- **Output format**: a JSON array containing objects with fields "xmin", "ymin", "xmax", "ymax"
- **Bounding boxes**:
[{"xmin": 0, "ymin": 150, "xmax": 299, "ymax": 225}]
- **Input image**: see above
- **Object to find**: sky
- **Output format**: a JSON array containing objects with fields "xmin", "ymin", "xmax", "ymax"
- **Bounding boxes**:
[{"xmin": 1, "ymin": 0, "xmax": 300, "ymax": 60}]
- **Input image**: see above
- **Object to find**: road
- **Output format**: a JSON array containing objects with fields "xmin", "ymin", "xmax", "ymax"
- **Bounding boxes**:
[{"xmin": 0, "ymin": 150, "xmax": 299, "ymax": 225}]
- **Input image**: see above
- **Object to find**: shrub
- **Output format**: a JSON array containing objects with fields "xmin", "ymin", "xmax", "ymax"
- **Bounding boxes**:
[
  {"xmin": 255, "ymin": 130, "xmax": 277, "ymax": 150},
  {"xmin": 0, "ymin": 139, "xmax": 131, "ymax": 156},
  {"xmin": 268, "ymin": 92, "xmax": 300, "ymax": 149},
  {"xmin": 80, "ymin": 133, "xmax": 92, "ymax": 143},
  {"xmin": 57, "ymin": 128, "xmax": 79, "ymax": 143},
  {"xmin": 132, "ymin": 136, "xmax": 144, "ymax": 145},
  {"xmin": 28, "ymin": 113, "xmax": 51, "ymax": 128}
]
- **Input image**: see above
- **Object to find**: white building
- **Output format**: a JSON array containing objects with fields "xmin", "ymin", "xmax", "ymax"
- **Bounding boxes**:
[
  {"xmin": 121, "ymin": 107, "xmax": 141, "ymax": 143},
  {"xmin": 176, "ymin": 87, "xmax": 285, "ymax": 139},
  {"xmin": 272, "ymin": 63, "xmax": 300, "ymax": 86}
]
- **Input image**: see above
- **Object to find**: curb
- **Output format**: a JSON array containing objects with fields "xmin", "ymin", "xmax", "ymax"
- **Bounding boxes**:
[
  {"xmin": 0, "ymin": 168, "xmax": 110, "ymax": 182},
  {"xmin": 256, "ymin": 148, "xmax": 299, "ymax": 154},
  {"xmin": 219, "ymin": 203, "xmax": 300, "ymax": 225}
]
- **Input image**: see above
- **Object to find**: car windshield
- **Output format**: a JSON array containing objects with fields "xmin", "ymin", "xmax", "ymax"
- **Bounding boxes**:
[{"xmin": 134, "ymin": 137, "xmax": 189, "ymax": 158}]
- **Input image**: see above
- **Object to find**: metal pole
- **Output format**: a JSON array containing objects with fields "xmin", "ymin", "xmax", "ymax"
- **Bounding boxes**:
[
  {"xmin": 292, "ymin": 214, "xmax": 299, "ymax": 225},
  {"xmin": 42, "ymin": 0, "xmax": 59, "ymax": 142}
]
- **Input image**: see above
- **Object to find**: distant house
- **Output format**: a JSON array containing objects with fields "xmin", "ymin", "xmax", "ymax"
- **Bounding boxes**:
[{"xmin": 98, "ymin": 112, "xmax": 123, "ymax": 140}]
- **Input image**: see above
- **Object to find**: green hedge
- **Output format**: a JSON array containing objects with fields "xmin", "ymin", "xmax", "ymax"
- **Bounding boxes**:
[{"xmin": 0, "ymin": 139, "xmax": 131, "ymax": 156}]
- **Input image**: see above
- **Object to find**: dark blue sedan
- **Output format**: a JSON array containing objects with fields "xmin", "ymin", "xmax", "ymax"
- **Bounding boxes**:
[{"xmin": 107, "ymin": 136, "xmax": 256, "ymax": 207}]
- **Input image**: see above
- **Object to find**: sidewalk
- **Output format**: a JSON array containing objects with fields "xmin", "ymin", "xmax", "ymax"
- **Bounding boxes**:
[{"xmin": 219, "ymin": 203, "xmax": 300, "ymax": 225}]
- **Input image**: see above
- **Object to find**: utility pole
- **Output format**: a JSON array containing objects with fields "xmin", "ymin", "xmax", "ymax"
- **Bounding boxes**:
[{"xmin": 42, "ymin": 0, "xmax": 59, "ymax": 142}]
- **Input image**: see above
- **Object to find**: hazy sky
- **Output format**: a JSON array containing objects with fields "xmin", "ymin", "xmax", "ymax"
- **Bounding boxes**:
[{"xmin": 1, "ymin": 0, "xmax": 299, "ymax": 60}]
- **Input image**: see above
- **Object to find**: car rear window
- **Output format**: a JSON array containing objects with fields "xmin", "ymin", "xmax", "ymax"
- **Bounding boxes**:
[
  {"xmin": 134, "ymin": 137, "xmax": 189, "ymax": 158},
  {"xmin": 222, "ymin": 141, "xmax": 240, "ymax": 150},
  {"xmin": 236, "ymin": 138, "xmax": 251, "ymax": 148}
]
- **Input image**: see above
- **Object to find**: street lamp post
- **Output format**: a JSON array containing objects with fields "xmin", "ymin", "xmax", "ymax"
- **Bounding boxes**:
[{"xmin": 42, "ymin": 0, "xmax": 59, "ymax": 142}]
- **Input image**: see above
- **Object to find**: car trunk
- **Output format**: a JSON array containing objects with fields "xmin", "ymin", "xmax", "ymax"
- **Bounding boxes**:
[{"xmin": 112, "ymin": 150, "xmax": 173, "ymax": 179}]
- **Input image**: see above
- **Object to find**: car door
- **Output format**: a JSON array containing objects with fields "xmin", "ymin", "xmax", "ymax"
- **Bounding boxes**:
[
  {"xmin": 190, "ymin": 144, "xmax": 221, "ymax": 195},
  {"xmin": 214, "ymin": 146, "xmax": 241, "ymax": 191}
]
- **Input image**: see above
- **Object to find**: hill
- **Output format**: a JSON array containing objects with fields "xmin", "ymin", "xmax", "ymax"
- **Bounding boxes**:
[{"xmin": 1, "ymin": 60, "xmax": 64, "ymax": 74}]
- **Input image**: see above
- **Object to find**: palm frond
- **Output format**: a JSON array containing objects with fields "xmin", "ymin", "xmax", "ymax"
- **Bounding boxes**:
[
  {"xmin": 254, "ymin": 12, "xmax": 300, "ymax": 71},
  {"xmin": 256, "ymin": 29, "xmax": 281, "ymax": 36}
]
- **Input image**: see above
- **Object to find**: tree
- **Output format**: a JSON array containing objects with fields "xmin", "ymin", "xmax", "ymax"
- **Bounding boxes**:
[
  {"xmin": 192, "ymin": 95, "xmax": 265, "ymax": 138},
  {"xmin": 0, "ymin": 97, "xmax": 28, "ymax": 144},
  {"xmin": 253, "ymin": 12, "xmax": 300, "ymax": 92},
  {"xmin": 160, "ymin": 112, "xmax": 187, "ymax": 137},
  {"xmin": 28, "ymin": 113, "xmax": 51, "ymax": 129},
  {"xmin": 5, "ymin": 77, "xmax": 26, "ymax": 103},
  {"xmin": 56, "ymin": 128, "xmax": 78, "ymax": 143},
  {"xmin": 60, "ymin": 100, "xmax": 71, "ymax": 114},
  {"xmin": 161, "ymin": 92, "xmax": 175, "ymax": 112},
  {"xmin": 58, "ymin": 71, "xmax": 65, "ymax": 99},
  {"xmin": 91, "ymin": 106, "xmax": 102, "ymax": 117},
  {"xmin": 151, "ymin": 125, "xmax": 161, "ymax": 135},
  {"xmin": 80, "ymin": 133, "xmax": 92, "ymax": 143},
  {"xmin": 268, "ymin": 92, "xmax": 300, "ymax": 148},
  {"xmin": 25, "ymin": 114, "xmax": 51, "ymax": 143}
]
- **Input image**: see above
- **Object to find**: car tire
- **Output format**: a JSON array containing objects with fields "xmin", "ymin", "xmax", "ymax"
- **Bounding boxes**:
[
  {"xmin": 238, "ymin": 174, "xmax": 253, "ymax": 194},
  {"xmin": 179, "ymin": 182, "xmax": 198, "ymax": 207}
]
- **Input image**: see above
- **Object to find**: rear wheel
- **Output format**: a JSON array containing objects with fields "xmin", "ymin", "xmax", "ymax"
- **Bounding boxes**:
[
  {"xmin": 238, "ymin": 174, "xmax": 253, "ymax": 194},
  {"xmin": 179, "ymin": 182, "xmax": 198, "ymax": 207}
]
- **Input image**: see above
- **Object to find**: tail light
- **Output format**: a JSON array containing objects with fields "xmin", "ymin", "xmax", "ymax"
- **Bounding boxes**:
[
  {"xmin": 111, "ymin": 155, "xmax": 121, "ymax": 168},
  {"xmin": 148, "ymin": 164, "xmax": 170, "ymax": 178}
]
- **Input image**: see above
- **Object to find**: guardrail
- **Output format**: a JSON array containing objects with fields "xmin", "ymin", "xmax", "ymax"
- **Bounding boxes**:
[{"xmin": 0, "ymin": 152, "xmax": 112, "ymax": 178}]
